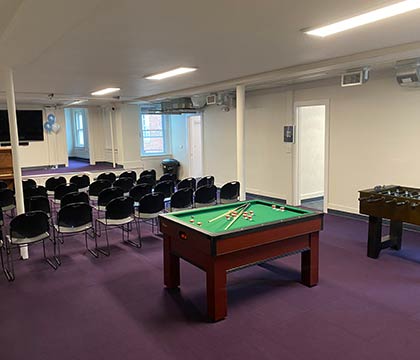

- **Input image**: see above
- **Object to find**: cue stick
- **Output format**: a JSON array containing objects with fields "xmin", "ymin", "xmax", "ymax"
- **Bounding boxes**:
[
  {"xmin": 224, "ymin": 202, "xmax": 251, "ymax": 231},
  {"xmin": 207, "ymin": 202, "xmax": 248, "ymax": 223}
]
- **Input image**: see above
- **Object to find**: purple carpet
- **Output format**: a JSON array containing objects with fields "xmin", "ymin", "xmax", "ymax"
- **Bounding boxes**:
[
  {"xmin": 1, "ymin": 214, "xmax": 420, "ymax": 360},
  {"xmin": 22, "ymin": 160, "xmax": 118, "ymax": 176}
]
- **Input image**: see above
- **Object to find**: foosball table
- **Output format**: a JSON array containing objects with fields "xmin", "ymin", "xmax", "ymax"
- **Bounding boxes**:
[{"xmin": 359, "ymin": 185, "xmax": 420, "ymax": 258}]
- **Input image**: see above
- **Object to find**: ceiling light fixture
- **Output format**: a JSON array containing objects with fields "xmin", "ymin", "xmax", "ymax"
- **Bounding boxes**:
[
  {"xmin": 91, "ymin": 88, "xmax": 120, "ymax": 96},
  {"xmin": 67, "ymin": 100, "xmax": 87, "ymax": 106},
  {"xmin": 145, "ymin": 67, "xmax": 197, "ymax": 80},
  {"xmin": 304, "ymin": 0, "xmax": 420, "ymax": 37}
]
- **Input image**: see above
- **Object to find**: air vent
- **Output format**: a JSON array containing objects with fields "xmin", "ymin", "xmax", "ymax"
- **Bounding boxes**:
[
  {"xmin": 341, "ymin": 68, "xmax": 369, "ymax": 87},
  {"xmin": 396, "ymin": 59, "xmax": 420, "ymax": 87}
]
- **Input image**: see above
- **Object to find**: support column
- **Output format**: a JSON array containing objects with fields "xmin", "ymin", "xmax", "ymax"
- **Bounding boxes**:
[
  {"xmin": 109, "ymin": 108, "xmax": 116, "ymax": 168},
  {"xmin": 236, "ymin": 85, "xmax": 246, "ymax": 200},
  {"xmin": 4, "ymin": 68, "xmax": 28, "ymax": 259}
]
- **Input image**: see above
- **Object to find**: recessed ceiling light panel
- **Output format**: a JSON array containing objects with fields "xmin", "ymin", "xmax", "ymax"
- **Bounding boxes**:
[
  {"xmin": 305, "ymin": 0, "xmax": 420, "ymax": 37},
  {"xmin": 145, "ymin": 67, "xmax": 197, "ymax": 80},
  {"xmin": 91, "ymin": 88, "xmax": 120, "ymax": 96}
]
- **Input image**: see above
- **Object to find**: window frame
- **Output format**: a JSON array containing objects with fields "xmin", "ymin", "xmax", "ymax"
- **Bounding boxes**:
[
  {"xmin": 139, "ymin": 113, "xmax": 170, "ymax": 157},
  {"xmin": 73, "ymin": 109, "xmax": 86, "ymax": 148}
]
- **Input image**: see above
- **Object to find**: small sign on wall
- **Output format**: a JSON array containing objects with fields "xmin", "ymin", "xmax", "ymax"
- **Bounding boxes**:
[{"xmin": 283, "ymin": 125, "xmax": 295, "ymax": 143}]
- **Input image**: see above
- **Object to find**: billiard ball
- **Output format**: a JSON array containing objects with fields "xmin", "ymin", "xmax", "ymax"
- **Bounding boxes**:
[
  {"xmin": 272, "ymin": 204, "xmax": 276, "ymax": 209},
  {"xmin": 189, "ymin": 219, "xmax": 195, "ymax": 223},
  {"xmin": 197, "ymin": 222, "xmax": 202, "ymax": 226}
]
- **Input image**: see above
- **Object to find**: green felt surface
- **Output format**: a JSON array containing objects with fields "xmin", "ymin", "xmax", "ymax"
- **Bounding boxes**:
[{"xmin": 167, "ymin": 200, "xmax": 314, "ymax": 234}]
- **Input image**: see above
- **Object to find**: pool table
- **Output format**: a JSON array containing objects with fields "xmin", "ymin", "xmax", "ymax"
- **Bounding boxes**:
[{"xmin": 159, "ymin": 200, "xmax": 323, "ymax": 321}]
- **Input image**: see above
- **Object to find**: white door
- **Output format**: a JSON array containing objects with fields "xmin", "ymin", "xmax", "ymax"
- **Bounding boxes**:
[
  {"xmin": 293, "ymin": 101, "xmax": 329, "ymax": 212},
  {"xmin": 188, "ymin": 115, "xmax": 203, "ymax": 178}
]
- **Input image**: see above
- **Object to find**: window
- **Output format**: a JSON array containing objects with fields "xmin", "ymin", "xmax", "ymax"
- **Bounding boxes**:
[
  {"xmin": 74, "ymin": 110, "xmax": 85, "ymax": 148},
  {"xmin": 140, "ymin": 113, "xmax": 169, "ymax": 156}
]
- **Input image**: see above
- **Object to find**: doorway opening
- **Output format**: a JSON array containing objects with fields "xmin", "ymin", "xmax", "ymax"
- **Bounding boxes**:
[
  {"xmin": 293, "ymin": 101, "xmax": 329, "ymax": 212},
  {"xmin": 65, "ymin": 108, "xmax": 90, "ymax": 169},
  {"xmin": 187, "ymin": 114, "xmax": 203, "ymax": 178}
]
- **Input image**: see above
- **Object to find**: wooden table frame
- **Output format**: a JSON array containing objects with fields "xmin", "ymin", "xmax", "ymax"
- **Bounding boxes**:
[{"xmin": 160, "ymin": 214, "xmax": 322, "ymax": 322}]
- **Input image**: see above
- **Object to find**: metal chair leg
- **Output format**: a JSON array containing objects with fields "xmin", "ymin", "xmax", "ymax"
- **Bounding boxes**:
[
  {"xmin": 42, "ymin": 239, "xmax": 58, "ymax": 270},
  {"xmin": 0, "ymin": 246, "xmax": 13, "ymax": 281}
]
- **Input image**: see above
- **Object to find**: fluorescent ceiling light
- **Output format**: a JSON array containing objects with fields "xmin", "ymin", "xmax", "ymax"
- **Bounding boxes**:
[
  {"xmin": 91, "ymin": 87, "xmax": 120, "ymax": 96},
  {"xmin": 67, "ymin": 100, "xmax": 87, "ymax": 106},
  {"xmin": 305, "ymin": 0, "xmax": 420, "ymax": 37},
  {"xmin": 145, "ymin": 67, "xmax": 197, "ymax": 80}
]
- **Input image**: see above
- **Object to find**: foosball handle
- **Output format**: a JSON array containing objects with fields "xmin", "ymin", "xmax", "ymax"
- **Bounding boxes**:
[
  {"xmin": 411, "ymin": 202, "xmax": 420, "ymax": 208},
  {"xmin": 396, "ymin": 201, "xmax": 408, "ymax": 206},
  {"xmin": 385, "ymin": 199, "xmax": 396, "ymax": 204},
  {"xmin": 367, "ymin": 197, "xmax": 384, "ymax": 203}
]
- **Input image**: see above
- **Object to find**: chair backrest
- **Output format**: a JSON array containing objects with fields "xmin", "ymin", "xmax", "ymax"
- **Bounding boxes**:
[
  {"xmin": 113, "ymin": 177, "xmax": 134, "ymax": 193},
  {"xmin": 137, "ymin": 175, "xmax": 155, "ymax": 186},
  {"xmin": 196, "ymin": 176, "xmax": 215, "ymax": 189},
  {"xmin": 0, "ymin": 180, "xmax": 7, "ymax": 190},
  {"xmin": 97, "ymin": 172, "xmax": 116, "ymax": 183},
  {"xmin": 25, "ymin": 196, "xmax": 51, "ymax": 215},
  {"xmin": 119, "ymin": 170, "xmax": 137, "ymax": 181},
  {"xmin": 159, "ymin": 173, "xmax": 176, "ymax": 183},
  {"xmin": 154, "ymin": 180, "xmax": 174, "ymax": 199},
  {"xmin": 194, "ymin": 185, "xmax": 217, "ymax": 206},
  {"xmin": 61, "ymin": 191, "xmax": 89, "ymax": 208},
  {"xmin": 139, "ymin": 169, "xmax": 156, "ymax": 181},
  {"xmin": 22, "ymin": 178, "xmax": 37, "ymax": 190},
  {"xmin": 45, "ymin": 176, "xmax": 66, "ymax": 192},
  {"xmin": 170, "ymin": 188, "xmax": 193, "ymax": 211},
  {"xmin": 98, "ymin": 187, "xmax": 124, "ymax": 207},
  {"xmin": 129, "ymin": 183, "xmax": 153, "ymax": 202},
  {"xmin": 177, "ymin": 177, "xmax": 196, "ymax": 191},
  {"xmin": 57, "ymin": 203, "xmax": 92, "ymax": 228},
  {"xmin": 138, "ymin": 193, "xmax": 165, "ymax": 214},
  {"xmin": 220, "ymin": 181, "xmax": 240, "ymax": 202},
  {"xmin": 23, "ymin": 185, "xmax": 48, "ymax": 199},
  {"xmin": 88, "ymin": 180, "xmax": 112, "ymax": 197},
  {"xmin": 0, "ymin": 188, "xmax": 15, "ymax": 208},
  {"xmin": 106, "ymin": 196, "xmax": 134, "ymax": 220},
  {"xmin": 54, "ymin": 183, "xmax": 78, "ymax": 201},
  {"xmin": 69, "ymin": 174, "xmax": 90, "ymax": 190},
  {"xmin": 10, "ymin": 211, "xmax": 49, "ymax": 240}
]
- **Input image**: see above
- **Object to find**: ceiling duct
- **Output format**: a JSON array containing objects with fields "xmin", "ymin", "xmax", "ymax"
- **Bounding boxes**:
[
  {"xmin": 140, "ymin": 97, "xmax": 204, "ymax": 115},
  {"xmin": 396, "ymin": 59, "xmax": 420, "ymax": 87}
]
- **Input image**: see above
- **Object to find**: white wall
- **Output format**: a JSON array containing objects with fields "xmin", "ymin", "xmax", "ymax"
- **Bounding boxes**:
[
  {"xmin": 170, "ymin": 114, "xmax": 188, "ymax": 180},
  {"xmin": 297, "ymin": 105, "xmax": 325, "ymax": 200},
  {"xmin": 202, "ymin": 73, "xmax": 420, "ymax": 214}
]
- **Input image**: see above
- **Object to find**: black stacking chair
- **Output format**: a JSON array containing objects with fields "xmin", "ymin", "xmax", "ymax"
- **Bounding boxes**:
[
  {"xmin": 135, "ymin": 192, "xmax": 165, "ymax": 235},
  {"xmin": 0, "ymin": 181, "xmax": 7, "ymax": 190},
  {"xmin": 139, "ymin": 169, "xmax": 156, "ymax": 182},
  {"xmin": 96, "ymin": 172, "xmax": 116, "ymax": 183},
  {"xmin": 0, "ymin": 211, "xmax": 11, "ymax": 280},
  {"xmin": 170, "ymin": 188, "xmax": 193, "ymax": 212},
  {"xmin": 45, "ymin": 176, "xmax": 66, "ymax": 196},
  {"xmin": 60, "ymin": 191, "xmax": 89, "ymax": 209},
  {"xmin": 196, "ymin": 176, "xmax": 215, "ymax": 189},
  {"xmin": 129, "ymin": 183, "xmax": 153, "ymax": 207},
  {"xmin": 24, "ymin": 185, "xmax": 48, "ymax": 199},
  {"xmin": 194, "ymin": 185, "xmax": 217, "ymax": 208},
  {"xmin": 112, "ymin": 177, "xmax": 134, "ymax": 195},
  {"xmin": 154, "ymin": 180, "xmax": 174, "ymax": 200},
  {"xmin": 119, "ymin": 170, "xmax": 137, "ymax": 182},
  {"xmin": 220, "ymin": 181, "xmax": 240, "ymax": 204},
  {"xmin": 24, "ymin": 196, "xmax": 51, "ymax": 219},
  {"xmin": 54, "ymin": 202, "xmax": 97, "ymax": 260},
  {"xmin": 53, "ymin": 183, "xmax": 78, "ymax": 206},
  {"xmin": 69, "ymin": 174, "xmax": 90, "ymax": 192},
  {"xmin": 137, "ymin": 175, "xmax": 155, "ymax": 186},
  {"xmin": 96, "ymin": 187, "xmax": 124, "ymax": 212},
  {"xmin": 88, "ymin": 179, "xmax": 112, "ymax": 202},
  {"xmin": 22, "ymin": 178, "xmax": 37, "ymax": 190},
  {"xmin": 158, "ymin": 173, "xmax": 176, "ymax": 183},
  {"xmin": 7, "ymin": 211, "xmax": 57, "ymax": 280},
  {"xmin": 0, "ymin": 188, "xmax": 16, "ymax": 217},
  {"xmin": 177, "ymin": 177, "xmax": 196, "ymax": 191},
  {"xmin": 96, "ymin": 196, "xmax": 139, "ymax": 255}
]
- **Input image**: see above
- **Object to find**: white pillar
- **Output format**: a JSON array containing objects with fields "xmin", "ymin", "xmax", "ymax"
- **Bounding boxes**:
[
  {"xmin": 236, "ymin": 85, "xmax": 246, "ymax": 200},
  {"xmin": 109, "ymin": 108, "xmax": 116, "ymax": 168},
  {"xmin": 4, "ymin": 68, "xmax": 28, "ymax": 259}
]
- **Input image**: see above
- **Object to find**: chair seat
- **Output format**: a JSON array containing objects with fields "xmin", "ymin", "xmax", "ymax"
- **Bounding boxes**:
[
  {"xmin": 195, "ymin": 202, "xmax": 216, "ymax": 208},
  {"xmin": 94, "ymin": 205, "xmax": 107, "ymax": 212},
  {"xmin": 135, "ymin": 211, "xmax": 161, "ymax": 219},
  {"xmin": 8, "ymin": 232, "xmax": 50, "ymax": 245},
  {"xmin": 1, "ymin": 204, "xmax": 16, "ymax": 212},
  {"xmin": 54, "ymin": 223, "xmax": 93, "ymax": 233},
  {"xmin": 97, "ymin": 216, "xmax": 134, "ymax": 226}
]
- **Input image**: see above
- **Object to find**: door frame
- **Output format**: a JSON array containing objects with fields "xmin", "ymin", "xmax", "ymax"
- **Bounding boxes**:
[
  {"xmin": 292, "ymin": 99, "xmax": 330, "ymax": 213},
  {"xmin": 187, "ymin": 114, "xmax": 203, "ymax": 178}
]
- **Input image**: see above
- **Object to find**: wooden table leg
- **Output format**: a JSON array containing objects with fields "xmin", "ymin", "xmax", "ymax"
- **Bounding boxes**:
[
  {"xmin": 367, "ymin": 216, "xmax": 382, "ymax": 258},
  {"xmin": 163, "ymin": 235, "xmax": 180, "ymax": 288},
  {"xmin": 301, "ymin": 232, "xmax": 319, "ymax": 287},
  {"xmin": 390, "ymin": 220, "xmax": 403, "ymax": 251},
  {"xmin": 206, "ymin": 262, "xmax": 227, "ymax": 321}
]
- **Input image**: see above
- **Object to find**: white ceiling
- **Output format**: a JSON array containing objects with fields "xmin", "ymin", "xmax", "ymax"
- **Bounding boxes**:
[{"xmin": 1, "ymin": 0, "xmax": 420, "ymax": 104}]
